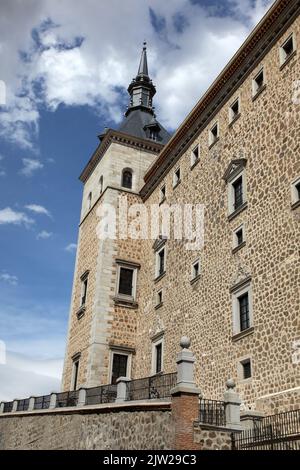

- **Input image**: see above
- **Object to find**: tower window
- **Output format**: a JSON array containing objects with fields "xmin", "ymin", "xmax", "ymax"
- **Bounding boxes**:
[
  {"xmin": 173, "ymin": 167, "xmax": 181, "ymax": 188},
  {"xmin": 191, "ymin": 145, "xmax": 200, "ymax": 167},
  {"xmin": 238, "ymin": 292, "xmax": 250, "ymax": 332},
  {"xmin": 99, "ymin": 175, "xmax": 103, "ymax": 195},
  {"xmin": 232, "ymin": 176, "xmax": 243, "ymax": 210},
  {"xmin": 80, "ymin": 272, "xmax": 89, "ymax": 307},
  {"xmin": 209, "ymin": 122, "xmax": 219, "ymax": 147},
  {"xmin": 156, "ymin": 246, "xmax": 166, "ymax": 278},
  {"xmin": 152, "ymin": 336, "xmax": 164, "ymax": 375},
  {"xmin": 87, "ymin": 192, "xmax": 92, "ymax": 210},
  {"xmin": 233, "ymin": 224, "xmax": 245, "ymax": 251},
  {"xmin": 122, "ymin": 169, "xmax": 133, "ymax": 189},
  {"xmin": 241, "ymin": 359, "xmax": 252, "ymax": 379},
  {"xmin": 231, "ymin": 278, "xmax": 253, "ymax": 336},
  {"xmin": 118, "ymin": 267, "xmax": 134, "ymax": 296},
  {"xmin": 191, "ymin": 259, "xmax": 200, "ymax": 281},
  {"xmin": 111, "ymin": 353, "xmax": 128, "ymax": 385},
  {"xmin": 156, "ymin": 289, "xmax": 163, "ymax": 307},
  {"xmin": 72, "ymin": 359, "xmax": 80, "ymax": 390},
  {"xmin": 149, "ymin": 129, "xmax": 157, "ymax": 141},
  {"xmin": 252, "ymin": 68, "xmax": 265, "ymax": 97},
  {"xmin": 280, "ymin": 34, "xmax": 296, "ymax": 66},
  {"xmin": 229, "ymin": 98, "xmax": 240, "ymax": 123}
]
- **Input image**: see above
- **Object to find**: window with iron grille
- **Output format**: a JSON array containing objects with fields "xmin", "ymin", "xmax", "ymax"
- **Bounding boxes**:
[
  {"xmin": 233, "ymin": 176, "xmax": 243, "ymax": 210},
  {"xmin": 238, "ymin": 292, "xmax": 250, "ymax": 331}
]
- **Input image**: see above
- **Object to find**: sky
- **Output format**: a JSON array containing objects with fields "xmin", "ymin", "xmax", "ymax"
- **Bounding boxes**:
[{"xmin": 0, "ymin": 0, "xmax": 275, "ymax": 401}]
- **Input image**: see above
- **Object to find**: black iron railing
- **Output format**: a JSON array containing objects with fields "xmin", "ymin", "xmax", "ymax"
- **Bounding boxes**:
[
  {"xmin": 126, "ymin": 372, "xmax": 177, "ymax": 401},
  {"xmin": 56, "ymin": 390, "xmax": 79, "ymax": 407},
  {"xmin": 16, "ymin": 398, "xmax": 29, "ymax": 412},
  {"xmin": 3, "ymin": 401, "xmax": 13, "ymax": 413},
  {"xmin": 232, "ymin": 409, "xmax": 300, "ymax": 450},
  {"xmin": 199, "ymin": 399, "xmax": 226, "ymax": 427},
  {"xmin": 85, "ymin": 384, "xmax": 117, "ymax": 405},
  {"xmin": 33, "ymin": 394, "xmax": 51, "ymax": 410}
]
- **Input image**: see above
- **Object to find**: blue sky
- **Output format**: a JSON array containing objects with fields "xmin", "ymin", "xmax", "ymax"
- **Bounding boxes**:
[{"xmin": 0, "ymin": 0, "xmax": 274, "ymax": 400}]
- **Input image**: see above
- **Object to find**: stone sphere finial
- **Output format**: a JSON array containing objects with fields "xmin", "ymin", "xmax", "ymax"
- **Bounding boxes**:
[
  {"xmin": 226, "ymin": 378, "xmax": 236, "ymax": 390},
  {"xmin": 180, "ymin": 336, "xmax": 191, "ymax": 349}
]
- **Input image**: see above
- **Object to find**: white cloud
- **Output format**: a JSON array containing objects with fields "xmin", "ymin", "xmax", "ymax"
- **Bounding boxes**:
[
  {"xmin": 65, "ymin": 243, "xmax": 77, "ymax": 253},
  {"xmin": 37, "ymin": 230, "xmax": 53, "ymax": 240},
  {"xmin": 0, "ymin": 170, "xmax": 5, "ymax": 177},
  {"xmin": 0, "ymin": 0, "xmax": 275, "ymax": 147},
  {"xmin": 0, "ymin": 207, "xmax": 34, "ymax": 226},
  {"xmin": 25, "ymin": 204, "xmax": 52, "ymax": 218},
  {"xmin": 0, "ymin": 273, "xmax": 18, "ymax": 286},
  {"xmin": 20, "ymin": 158, "xmax": 44, "ymax": 177}
]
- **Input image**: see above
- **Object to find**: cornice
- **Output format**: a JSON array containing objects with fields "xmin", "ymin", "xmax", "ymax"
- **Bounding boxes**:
[
  {"xmin": 79, "ymin": 129, "xmax": 164, "ymax": 183},
  {"xmin": 141, "ymin": 0, "xmax": 300, "ymax": 200}
]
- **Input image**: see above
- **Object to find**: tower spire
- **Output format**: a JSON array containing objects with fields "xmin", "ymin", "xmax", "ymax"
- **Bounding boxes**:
[{"xmin": 137, "ymin": 41, "xmax": 149, "ymax": 77}]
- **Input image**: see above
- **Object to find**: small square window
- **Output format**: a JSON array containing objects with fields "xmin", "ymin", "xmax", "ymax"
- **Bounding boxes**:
[
  {"xmin": 291, "ymin": 178, "xmax": 300, "ymax": 208},
  {"xmin": 191, "ymin": 145, "xmax": 199, "ymax": 167},
  {"xmin": 156, "ymin": 289, "xmax": 163, "ymax": 306},
  {"xmin": 280, "ymin": 34, "xmax": 296, "ymax": 66},
  {"xmin": 252, "ymin": 69, "xmax": 265, "ymax": 97},
  {"xmin": 160, "ymin": 185, "xmax": 166, "ymax": 203},
  {"xmin": 241, "ymin": 359, "xmax": 252, "ymax": 379},
  {"xmin": 209, "ymin": 122, "xmax": 219, "ymax": 146},
  {"xmin": 233, "ymin": 224, "xmax": 245, "ymax": 250},
  {"xmin": 229, "ymin": 98, "xmax": 240, "ymax": 123},
  {"xmin": 173, "ymin": 168, "xmax": 181, "ymax": 187}
]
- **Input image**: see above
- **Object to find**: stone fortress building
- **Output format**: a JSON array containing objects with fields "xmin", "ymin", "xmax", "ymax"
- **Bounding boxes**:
[{"xmin": 62, "ymin": 0, "xmax": 300, "ymax": 415}]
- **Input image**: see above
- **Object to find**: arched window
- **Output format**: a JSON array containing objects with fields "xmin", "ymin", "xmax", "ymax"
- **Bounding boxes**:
[
  {"xmin": 121, "ymin": 169, "xmax": 133, "ymax": 189},
  {"xmin": 99, "ymin": 175, "xmax": 103, "ymax": 195}
]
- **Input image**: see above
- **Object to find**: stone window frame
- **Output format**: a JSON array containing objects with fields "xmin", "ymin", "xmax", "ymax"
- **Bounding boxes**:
[
  {"xmin": 291, "ymin": 176, "xmax": 300, "ymax": 210},
  {"xmin": 151, "ymin": 333, "xmax": 164, "ymax": 375},
  {"xmin": 232, "ymin": 223, "xmax": 246, "ymax": 253},
  {"xmin": 155, "ymin": 244, "xmax": 167, "ymax": 281},
  {"xmin": 208, "ymin": 120, "xmax": 219, "ymax": 148},
  {"xmin": 231, "ymin": 277, "xmax": 253, "ymax": 339},
  {"xmin": 115, "ymin": 259, "xmax": 139, "ymax": 306},
  {"xmin": 108, "ymin": 348, "xmax": 132, "ymax": 384},
  {"xmin": 121, "ymin": 167, "xmax": 133, "ymax": 190},
  {"xmin": 223, "ymin": 159, "xmax": 248, "ymax": 220},
  {"xmin": 71, "ymin": 352, "xmax": 81, "ymax": 391},
  {"xmin": 173, "ymin": 166, "xmax": 181, "ymax": 189},
  {"xmin": 228, "ymin": 96, "xmax": 241, "ymax": 126},
  {"xmin": 252, "ymin": 67, "xmax": 266, "ymax": 100},
  {"xmin": 279, "ymin": 32, "xmax": 297, "ymax": 69},
  {"xmin": 237, "ymin": 355, "xmax": 253, "ymax": 383},
  {"xmin": 190, "ymin": 258, "xmax": 201, "ymax": 284},
  {"xmin": 191, "ymin": 143, "xmax": 200, "ymax": 169},
  {"xmin": 155, "ymin": 288, "xmax": 163, "ymax": 309}
]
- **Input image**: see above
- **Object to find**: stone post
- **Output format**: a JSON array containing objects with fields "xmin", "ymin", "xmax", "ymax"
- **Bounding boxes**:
[
  {"xmin": 171, "ymin": 337, "xmax": 201, "ymax": 450},
  {"xmin": 77, "ymin": 388, "xmax": 87, "ymax": 407},
  {"xmin": 240, "ymin": 410, "xmax": 264, "ymax": 430},
  {"xmin": 28, "ymin": 397, "xmax": 35, "ymax": 411},
  {"xmin": 223, "ymin": 379, "xmax": 242, "ymax": 431},
  {"xmin": 116, "ymin": 377, "xmax": 131, "ymax": 403},
  {"xmin": 12, "ymin": 400, "xmax": 18, "ymax": 412},
  {"xmin": 49, "ymin": 393, "xmax": 57, "ymax": 409},
  {"xmin": 0, "ymin": 402, "xmax": 4, "ymax": 413}
]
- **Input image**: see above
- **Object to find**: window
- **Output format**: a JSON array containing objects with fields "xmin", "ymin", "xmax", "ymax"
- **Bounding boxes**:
[
  {"xmin": 224, "ymin": 159, "xmax": 247, "ymax": 218},
  {"xmin": 291, "ymin": 177, "xmax": 300, "ymax": 208},
  {"xmin": 116, "ymin": 260, "xmax": 139, "ymax": 302},
  {"xmin": 111, "ymin": 353, "xmax": 129, "ymax": 385},
  {"xmin": 233, "ymin": 176, "xmax": 243, "ymax": 210},
  {"xmin": 241, "ymin": 359, "xmax": 252, "ymax": 379},
  {"xmin": 252, "ymin": 68, "xmax": 265, "ymax": 97},
  {"xmin": 149, "ymin": 129, "xmax": 157, "ymax": 141},
  {"xmin": 156, "ymin": 246, "xmax": 166, "ymax": 278},
  {"xmin": 99, "ymin": 175, "xmax": 103, "ymax": 195},
  {"xmin": 152, "ymin": 337, "xmax": 164, "ymax": 374},
  {"xmin": 229, "ymin": 98, "xmax": 240, "ymax": 123},
  {"xmin": 160, "ymin": 185, "xmax": 166, "ymax": 203},
  {"xmin": 80, "ymin": 273, "xmax": 89, "ymax": 307},
  {"xmin": 121, "ymin": 169, "xmax": 133, "ymax": 189},
  {"xmin": 191, "ymin": 259, "xmax": 200, "ymax": 281},
  {"xmin": 87, "ymin": 192, "xmax": 92, "ymax": 210},
  {"xmin": 191, "ymin": 144, "xmax": 199, "ymax": 167},
  {"xmin": 71, "ymin": 357, "xmax": 80, "ymax": 390},
  {"xmin": 231, "ymin": 278, "xmax": 253, "ymax": 336},
  {"xmin": 233, "ymin": 224, "xmax": 245, "ymax": 250},
  {"xmin": 209, "ymin": 122, "xmax": 219, "ymax": 147},
  {"xmin": 173, "ymin": 167, "xmax": 181, "ymax": 188},
  {"xmin": 156, "ymin": 289, "xmax": 163, "ymax": 307},
  {"xmin": 280, "ymin": 34, "xmax": 296, "ymax": 66}
]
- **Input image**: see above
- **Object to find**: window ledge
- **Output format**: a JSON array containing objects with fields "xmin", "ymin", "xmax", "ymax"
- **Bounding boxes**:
[
  {"xmin": 173, "ymin": 179, "xmax": 181, "ymax": 190},
  {"xmin": 155, "ymin": 302, "xmax": 163, "ymax": 310},
  {"xmin": 76, "ymin": 306, "xmax": 86, "ymax": 319},
  {"xmin": 232, "ymin": 241, "xmax": 246, "ymax": 254},
  {"xmin": 114, "ymin": 297, "xmax": 138, "ymax": 309},
  {"xmin": 252, "ymin": 84, "xmax": 267, "ymax": 102},
  {"xmin": 190, "ymin": 274, "xmax": 201, "ymax": 285},
  {"xmin": 208, "ymin": 137, "xmax": 219, "ymax": 150},
  {"xmin": 154, "ymin": 271, "xmax": 166, "ymax": 283},
  {"xmin": 228, "ymin": 201, "xmax": 248, "ymax": 221},
  {"xmin": 232, "ymin": 326, "xmax": 254, "ymax": 342},
  {"xmin": 291, "ymin": 200, "xmax": 300, "ymax": 210},
  {"xmin": 280, "ymin": 50, "xmax": 297, "ymax": 71},
  {"xmin": 229, "ymin": 113, "xmax": 241, "ymax": 128},
  {"xmin": 190, "ymin": 159, "xmax": 200, "ymax": 171}
]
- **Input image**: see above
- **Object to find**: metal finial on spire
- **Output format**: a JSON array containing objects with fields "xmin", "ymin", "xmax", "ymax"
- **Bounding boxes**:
[{"xmin": 138, "ymin": 42, "xmax": 149, "ymax": 77}]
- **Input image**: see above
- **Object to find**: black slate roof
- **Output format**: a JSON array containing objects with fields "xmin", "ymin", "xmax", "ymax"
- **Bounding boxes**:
[{"xmin": 118, "ymin": 109, "xmax": 171, "ymax": 145}]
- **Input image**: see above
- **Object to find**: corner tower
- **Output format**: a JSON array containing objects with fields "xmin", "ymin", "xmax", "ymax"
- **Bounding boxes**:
[{"xmin": 62, "ymin": 44, "xmax": 170, "ymax": 391}]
